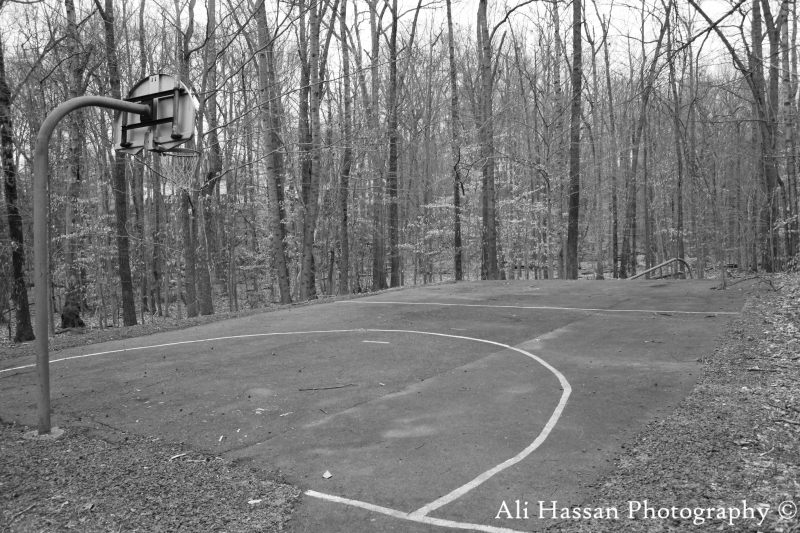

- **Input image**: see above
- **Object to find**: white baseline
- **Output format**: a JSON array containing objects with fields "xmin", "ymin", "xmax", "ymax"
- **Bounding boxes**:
[{"xmin": 338, "ymin": 300, "xmax": 739, "ymax": 315}]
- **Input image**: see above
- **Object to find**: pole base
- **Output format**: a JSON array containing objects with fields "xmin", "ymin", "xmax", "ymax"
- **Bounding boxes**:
[{"xmin": 23, "ymin": 427, "xmax": 65, "ymax": 441}]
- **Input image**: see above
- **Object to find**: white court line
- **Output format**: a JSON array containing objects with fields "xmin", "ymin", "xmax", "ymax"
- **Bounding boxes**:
[
  {"xmin": 410, "ymin": 337, "xmax": 570, "ymax": 518},
  {"xmin": 363, "ymin": 340, "xmax": 390, "ymax": 344},
  {"xmin": 0, "ymin": 328, "xmax": 571, "ymax": 533},
  {"xmin": 338, "ymin": 300, "xmax": 740, "ymax": 315},
  {"xmin": 306, "ymin": 490, "xmax": 527, "ymax": 533},
  {"xmin": 0, "ymin": 329, "xmax": 357, "ymax": 375}
]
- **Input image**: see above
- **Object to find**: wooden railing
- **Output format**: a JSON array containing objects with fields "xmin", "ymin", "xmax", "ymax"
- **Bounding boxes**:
[{"xmin": 628, "ymin": 258, "xmax": 693, "ymax": 280}]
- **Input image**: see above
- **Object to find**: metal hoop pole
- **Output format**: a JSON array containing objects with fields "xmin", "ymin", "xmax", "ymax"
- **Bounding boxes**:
[{"xmin": 34, "ymin": 96, "xmax": 150, "ymax": 435}]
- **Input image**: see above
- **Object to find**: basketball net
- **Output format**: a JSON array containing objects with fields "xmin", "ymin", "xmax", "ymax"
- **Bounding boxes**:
[{"xmin": 158, "ymin": 145, "xmax": 201, "ymax": 194}]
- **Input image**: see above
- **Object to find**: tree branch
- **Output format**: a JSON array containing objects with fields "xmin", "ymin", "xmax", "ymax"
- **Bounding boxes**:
[{"xmin": 490, "ymin": 0, "xmax": 539, "ymax": 43}]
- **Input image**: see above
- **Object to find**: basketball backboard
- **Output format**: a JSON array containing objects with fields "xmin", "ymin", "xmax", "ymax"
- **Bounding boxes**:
[{"xmin": 113, "ymin": 73, "xmax": 196, "ymax": 155}]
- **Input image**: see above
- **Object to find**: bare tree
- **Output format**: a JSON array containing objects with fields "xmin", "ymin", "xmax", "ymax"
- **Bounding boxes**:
[
  {"xmin": 0, "ymin": 23, "xmax": 34, "ymax": 341},
  {"xmin": 477, "ymin": 0, "xmax": 499, "ymax": 279},
  {"xmin": 387, "ymin": 0, "xmax": 400, "ymax": 287},
  {"xmin": 446, "ymin": 0, "xmax": 463, "ymax": 281},
  {"xmin": 255, "ymin": 0, "xmax": 292, "ymax": 303},
  {"xmin": 688, "ymin": 0, "xmax": 781, "ymax": 271},
  {"xmin": 338, "ymin": 0, "xmax": 352, "ymax": 294},
  {"xmin": 95, "ymin": 0, "xmax": 137, "ymax": 325},
  {"xmin": 565, "ymin": 0, "xmax": 582, "ymax": 279},
  {"xmin": 298, "ymin": 0, "xmax": 326, "ymax": 300}
]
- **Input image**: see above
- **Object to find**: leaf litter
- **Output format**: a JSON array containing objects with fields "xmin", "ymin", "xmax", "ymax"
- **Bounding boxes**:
[{"xmin": 0, "ymin": 422, "xmax": 299, "ymax": 532}]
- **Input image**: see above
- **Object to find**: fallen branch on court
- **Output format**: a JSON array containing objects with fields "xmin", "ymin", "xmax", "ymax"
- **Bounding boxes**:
[
  {"xmin": 3, "ymin": 503, "xmax": 36, "ymax": 532},
  {"xmin": 299, "ymin": 383, "xmax": 356, "ymax": 391}
]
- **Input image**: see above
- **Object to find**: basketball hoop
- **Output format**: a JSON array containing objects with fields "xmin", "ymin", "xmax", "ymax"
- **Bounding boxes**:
[
  {"xmin": 150, "ymin": 146, "xmax": 201, "ymax": 196},
  {"xmin": 114, "ymin": 73, "xmax": 196, "ymax": 156},
  {"xmin": 32, "ymin": 74, "xmax": 200, "ymax": 435},
  {"xmin": 154, "ymin": 147, "xmax": 200, "ymax": 158}
]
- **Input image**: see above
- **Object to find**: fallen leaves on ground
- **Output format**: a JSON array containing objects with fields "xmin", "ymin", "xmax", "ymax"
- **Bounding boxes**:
[{"xmin": 0, "ymin": 423, "xmax": 299, "ymax": 532}]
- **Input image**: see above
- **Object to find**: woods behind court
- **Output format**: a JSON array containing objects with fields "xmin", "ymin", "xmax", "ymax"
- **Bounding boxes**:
[{"xmin": 0, "ymin": 0, "xmax": 795, "ymax": 342}]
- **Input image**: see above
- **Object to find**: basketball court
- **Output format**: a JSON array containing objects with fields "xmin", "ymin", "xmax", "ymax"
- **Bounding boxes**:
[{"xmin": 0, "ymin": 280, "xmax": 746, "ymax": 532}]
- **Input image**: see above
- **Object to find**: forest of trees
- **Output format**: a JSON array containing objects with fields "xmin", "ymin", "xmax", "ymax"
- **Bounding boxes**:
[{"xmin": 0, "ymin": 0, "xmax": 797, "ymax": 342}]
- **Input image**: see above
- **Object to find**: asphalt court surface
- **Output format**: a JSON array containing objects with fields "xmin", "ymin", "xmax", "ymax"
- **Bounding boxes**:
[{"xmin": 0, "ymin": 280, "xmax": 748, "ymax": 532}]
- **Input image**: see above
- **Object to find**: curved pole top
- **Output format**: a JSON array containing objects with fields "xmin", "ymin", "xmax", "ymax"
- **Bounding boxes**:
[{"xmin": 35, "ymin": 96, "xmax": 150, "ymax": 148}]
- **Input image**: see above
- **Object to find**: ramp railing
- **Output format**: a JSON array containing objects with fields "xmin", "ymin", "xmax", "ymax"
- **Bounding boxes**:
[{"xmin": 628, "ymin": 258, "xmax": 693, "ymax": 280}]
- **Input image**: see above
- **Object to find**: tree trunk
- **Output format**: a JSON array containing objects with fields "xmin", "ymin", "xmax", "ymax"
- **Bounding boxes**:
[
  {"xmin": 173, "ymin": 0, "xmax": 198, "ymax": 316},
  {"xmin": 643, "ymin": 117, "xmax": 652, "ymax": 276},
  {"xmin": 96, "ymin": 0, "xmax": 137, "ymax": 325},
  {"xmin": 620, "ymin": 1, "xmax": 671, "ymax": 278},
  {"xmin": 756, "ymin": 0, "xmax": 781, "ymax": 271},
  {"xmin": 566, "ymin": 0, "xmax": 582, "ymax": 279},
  {"xmin": 446, "ymin": 0, "xmax": 463, "ymax": 281},
  {"xmin": 255, "ymin": 7, "xmax": 292, "ymax": 302},
  {"xmin": 197, "ymin": 0, "xmax": 222, "ymax": 315},
  {"xmin": 667, "ymin": 18, "xmax": 685, "ymax": 275},
  {"xmin": 180, "ymin": 190, "xmax": 197, "ymax": 316},
  {"xmin": 599, "ymin": 13, "xmax": 620, "ymax": 278},
  {"xmin": 64, "ymin": 0, "xmax": 84, "ymax": 318},
  {"xmin": 194, "ymin": 184, "xmax": 214, "ymax": 315},
  {"xmin": 551, "ymin": 0, "xmax": 564, "ymax": 280},
  {"xmin": 586, "ymin": 24, "xmax": 605, "ymax": 279},
  {"xmin": 256, "ymin": 0, "xmax": 292, "ymax": 303},
  {"xmin": 338, "ymin": 0, "xmax": 352, "ymax": 294},
  {"xmin": 132, "ymin": 158, "xmax": 147, "ymax": 314},
  {"xmin": 0, "ymin": 37, "xmax": 34, "ymax": 341},
  {"xmin": 387, "ymin": 0, "xmax": 400, "ymax": 287},
  {"xmin": 299, "ymin": 0, "xmax": 325, "ymax": 300},
  {"xmin": 780, "ymin": 0, "xmax": 794, "ymax": 259},
  {"xmin": 478, "ymin": 0, "xmax": 499, "ymax": 279},
  {"xmin": 791, "ymin": 0, "xmax": 799, "ymax": 255},
  {"xmin": 152, "ymin": 154, "xmax": 163, "ymax": 316},
  {"xmin": 369, "ymin": 0, "xmax": 387, "ymax": 291}
]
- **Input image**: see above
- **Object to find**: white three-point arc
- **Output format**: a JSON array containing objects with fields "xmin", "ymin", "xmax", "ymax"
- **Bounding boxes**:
[{"xmin": 0, "ymin": 328, "xmax": 571, "ymax": 533}]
